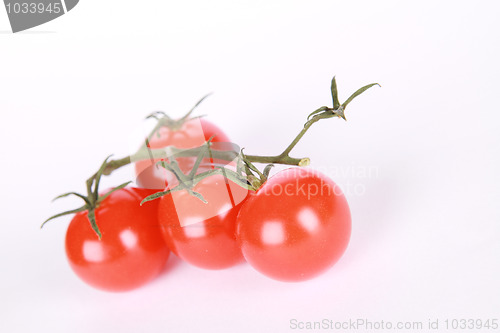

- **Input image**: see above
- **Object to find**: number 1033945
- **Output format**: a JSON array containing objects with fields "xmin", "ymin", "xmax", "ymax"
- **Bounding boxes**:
[
  {"xmin": 5, "ymin": 2, "xmax": 62, "ymax": 14},
  {"xmin": 444, "ymin": 319, "xmax": 498, "ymax": 330}
]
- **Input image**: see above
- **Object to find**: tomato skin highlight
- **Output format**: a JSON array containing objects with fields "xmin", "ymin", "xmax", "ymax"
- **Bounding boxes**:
[
  {"xmin": 135, "ymin": 118, "xmax": 230, "ymax": 190},
  {"xmin": 157, "ymin": 174, "xmax": 248, "ymax": 270},
  {"xmin": 236, "ymin": 168, "xmax": 351, "ymax": 282},
  {"xmin": 65, "ymin": 187, "xmax": 170, "ymax": 292}
]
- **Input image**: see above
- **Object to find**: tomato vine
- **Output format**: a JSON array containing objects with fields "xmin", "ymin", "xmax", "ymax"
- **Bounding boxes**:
[{"xmin": 42, "ymin": 77, "xmax": 379, "ymax": 238}]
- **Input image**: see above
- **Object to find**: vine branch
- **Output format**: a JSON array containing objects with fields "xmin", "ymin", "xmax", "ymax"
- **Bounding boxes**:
[{"xmin": 43, "ymin": 76, "xmax": 380, "ymax": 239}]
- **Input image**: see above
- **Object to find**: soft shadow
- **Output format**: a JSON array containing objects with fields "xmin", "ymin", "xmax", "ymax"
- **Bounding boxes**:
[{"xmin": 159, "ymin": 253, "xmax": 183, "ymax": 276}]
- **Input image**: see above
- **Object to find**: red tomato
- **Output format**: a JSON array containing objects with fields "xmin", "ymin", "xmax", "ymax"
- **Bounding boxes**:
[
  {"xmin": 236, "ymin": 168, "xmax": 351, "ymax": 282},
  {"xmin": 65, "ymin": 187, "xmax": 170, "ymax": 292},
  {"xmin": 157, "ymin": 173, "xmax": 248, "ymax": 270},
  {"xmin": 135, "ymin": 118, "xmax": 230, "ymax": 189}
]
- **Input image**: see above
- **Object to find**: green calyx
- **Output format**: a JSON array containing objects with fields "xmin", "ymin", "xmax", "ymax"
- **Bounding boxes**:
[
  {"xmin": 139, "ymin": 142, "xmax": 261, "ymax": 206},
  {"xmin": 307, "ymin": 77, "xmax": 380, "ymax": 122},
  {"xmin": 146, "ymin": 93, "xmax": 212, "ymax": 137},
  {"xmin": 41, "ymin": 155, "xmax": 132, "ymax": 239}
]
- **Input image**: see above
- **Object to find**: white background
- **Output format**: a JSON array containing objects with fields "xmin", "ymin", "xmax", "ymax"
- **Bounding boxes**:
[{"xmin": 1, "ymin": 1, "xmax": 499, "ymax": 332}]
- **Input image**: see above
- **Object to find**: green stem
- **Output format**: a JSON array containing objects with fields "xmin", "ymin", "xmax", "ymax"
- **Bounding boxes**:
[
  {"xmin": 85, "ymin": 177, "xmax": 94, "ymax": 205},
  {"xmin": 249, "ymin": 111, "xmax": 336, "ymax": 166},
  {"xmin": 280, "ymin": 115, "xmax": 322, "ymax": 158},
  {"xmin": 243, "ymin": 154, "xmax": 308, "ymax": 166},
  {"xmin": 85, "ymin": 110, "xmax": 333, "ymax": 186}
]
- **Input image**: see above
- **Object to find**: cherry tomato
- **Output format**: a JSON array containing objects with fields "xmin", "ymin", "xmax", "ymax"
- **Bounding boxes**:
[
  {"xmin": 135, "ymin": 118, "xmax": 230, "ymax": 189},
  {"xmin": 65, "ymin": 187, "xmax": 170, "ymax": 292},
  {"xmin": 157, "ymin": 173, "xmax": 248, "ymax": 270},
  {"xmin": 236, "ymin": 168, "xmax": 351, "ymax": 282}
]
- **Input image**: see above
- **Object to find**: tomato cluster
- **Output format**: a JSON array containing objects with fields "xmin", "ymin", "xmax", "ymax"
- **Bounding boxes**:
[{"xmin": 64, "ymin": 119, "xmax": 351, "ymax": 292}]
